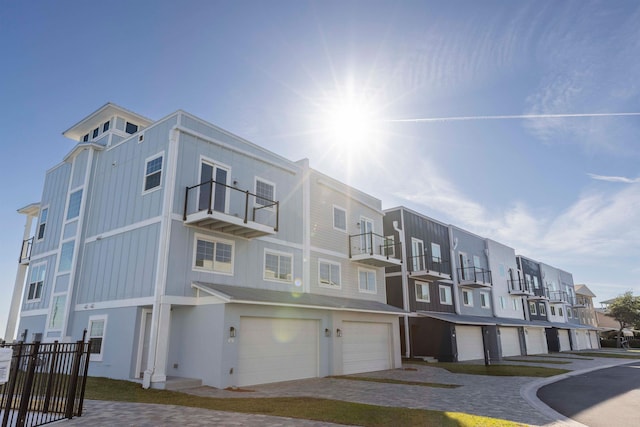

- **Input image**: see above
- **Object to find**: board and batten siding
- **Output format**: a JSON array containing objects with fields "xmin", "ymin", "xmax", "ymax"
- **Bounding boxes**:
[
  {"xmin": 452, "ymin": 227, "xmax": 492, "ymax": 317},
  {"xmin": 487, "ymin": 239, "xmax": 524, "ymax": 320},
  {"xmin": 76, "ymin": 222, "xmax": 160, "ymax": 304},
  {"xmin": 20, "ymin": 253, "xmax": 57, "ymax": 312},
  {"xmin": 70, "ymin": 149, "xmax": 90, "ymax": 189},
  {"xmin": 84, "ymin": 116, "xmax": 178, "ymax": 237},
  {"xmin": 33, "ymin": 163, "xmax": 72, "ymax": 255}
]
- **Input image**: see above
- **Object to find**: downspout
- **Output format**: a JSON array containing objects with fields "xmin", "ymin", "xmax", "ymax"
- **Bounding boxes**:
[
  {"xmin": 394, "ymin": 214, "xmax": 410, "ymax": 359},
  {"xmin": 485, "ymin": 240, "xmax": 497, "ymax": 318},
  {"xmin": 448, "ymin": 226, "xmax": 461, "ymax": 315}
]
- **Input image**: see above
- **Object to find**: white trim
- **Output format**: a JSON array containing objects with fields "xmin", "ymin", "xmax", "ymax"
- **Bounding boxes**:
[
  {"xmin": 142, "ymin": 151, "xmax": 164, "ymax": 195},
  {"xmin": 88, "ymin": 314, "xmax": 108, "ymax": 362},
  {"xmin": 317, "ymin": 258, "xmax": 341, "ymax": 289},
  {"xmin": 135, "ymin": 308, "xmax": 152, "ymax": 378},
  {"xmin": 415, "ymin": 281, "xmax": 431, "ymax": 303},
  {"xmin": 263, "ymin": 248, "xmax": 294, "ymax": 283},
  {"xmin": 357, "ymin": 267, "xmax": 377, "ymax": 294},
  {"xmin": 25, "ymin": 261, "xmax": 47, "ymax": 303},
  {"xmin": 254, "ymin": 176, "xmax": 276, "ymax": 210},
  {"xmin": 75, "ymin": 296, "xmax": 155, "ymax": 311},
  {"xmin": 430, "ymin": 242, "xmax": 442, "ymax": 263},
  {"xmin": 65, "ymin": 188, "xmax": 83, "ymax": 222},
  {"xmin": 480, "ymin": 291, "xmax": 491, "ymax": 309},
  {"xmin": 439, "ymin": 284, "xmax": 452, "ymax": 305},
  {"xmin": 85, "ymin": 216, "xmax": 162, "ymax": 243},
  {"xmin": 198, "ymin": 155, "xmax": 231, "ymax": 213},
  {"xmin": 462, "ymin": 289, "xmax": 473, "ymax": 307},
  {"xmin": 309, "ymin": 246, "xmax": 348, "ymax": 259},
  {"xmin": 332, "ymin": 205, "xmax": 347, "ymax": 232},
  {"xmin": 20, "ymin": 309, "xmax": 49, "ymax": 317},
  {"xmin": 36, "ymin": 206, "xmax": 49, "ymax": 241},
  {"xmin": 193, "ymin": 233, "xmax": 235, "ymax": 276},
  {"xmin": 385, "ymin": 271, "xmax": 403, "ymax": 277}
]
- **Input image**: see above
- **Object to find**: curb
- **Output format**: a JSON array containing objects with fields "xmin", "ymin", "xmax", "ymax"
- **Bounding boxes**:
[{"xmin": 520, "ymin": 360, "xmax": 634, "ymax": 427}]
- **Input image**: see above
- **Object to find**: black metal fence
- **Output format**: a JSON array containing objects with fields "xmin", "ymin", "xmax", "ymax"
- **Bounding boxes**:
[{"xmin": 0, "ymin": 338, "xmax": 91, "ymax": 427}]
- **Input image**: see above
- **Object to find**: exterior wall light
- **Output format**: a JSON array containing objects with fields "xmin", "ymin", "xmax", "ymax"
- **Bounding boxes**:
[
  {"xmin": 336, "ymin": 328, "xmax": 342, "ymax": 337},
  {"xmin": 324, "ymin": 328, "xmax": 331, "ymax": 337},
  {"xmin": 229, "ymin": 326, "xmax": 236, "ymax": 338}
]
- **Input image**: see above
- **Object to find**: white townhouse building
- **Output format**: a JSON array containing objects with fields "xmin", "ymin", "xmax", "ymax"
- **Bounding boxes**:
[{"xmin": 5, "ymin": 103, "xmax": 404, "ymax": 389}]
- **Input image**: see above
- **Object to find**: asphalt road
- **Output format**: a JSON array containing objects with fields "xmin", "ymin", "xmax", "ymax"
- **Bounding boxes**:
[{"xmin": 537, "ymin": 360, "xmax": 640, "ymax": 427}]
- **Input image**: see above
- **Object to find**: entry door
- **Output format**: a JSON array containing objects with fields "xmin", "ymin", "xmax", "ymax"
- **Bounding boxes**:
[
  {"xmin": 411, "ymin": 238, "xmax": 425, "ymax": 271},
  {"xmin": 360, "ymin": 217, "xmax": 374, "ymax": 254},
  {"xmin": 199, "ymin": 161, "xmax": 229, "ymax": 212},
  {"xmin": 459, "ymin": 252, "xmax": 469, "ymax": 280}
]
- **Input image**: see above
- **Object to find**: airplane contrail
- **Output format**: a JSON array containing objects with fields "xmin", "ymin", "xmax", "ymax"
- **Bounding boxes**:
[{"xmin": 387, "ymin": 112, "xmax": 640, "ymax": 123}]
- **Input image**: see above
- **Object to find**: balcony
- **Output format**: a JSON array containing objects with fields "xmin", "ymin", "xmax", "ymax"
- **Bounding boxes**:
[
  {"xmin": 183, "ymin": 180, "xmax": 279, "ymax": 239},
  {"xmin": 528, "ymin": 286, "xmax": 549, "ymax": 300},
  {"xmin": 457, "ymin": 267, "xmax": 492, "ymax": 288},
  {"xmin": 569, "ymin": 296, "xmax": 587, "ymax": 308},
  {"xmin": 408, "ymin": 255, "xmax": 451, "ymax": 281},
  {"xmin": 19, "ymin": 237, "xmax": 33, "ymax": 264},
  {"xmin": 348, "ymin": 232, "xmax": 402, "ymax": 267},
  {"xmin": 547, "ymin": 289, "xmax": 568, "ymax": 303},
  {"xmin": 508, "ymin": 278, "xmax": 532, "ymax": 295}
]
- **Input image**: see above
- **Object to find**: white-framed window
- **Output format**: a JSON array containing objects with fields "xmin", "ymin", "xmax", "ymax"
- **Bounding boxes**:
[
  {"xmin": 462, "ymin": 289, "xmax": 473, "ymax": 306},
  {"xmin": 102, "ymin": 121, "xmax": 110, "ymax": 132},
  {"xmin": 431, "ymin": 243, "xmax": 441, "ymax": 263},
  {"xmin": 333, "ymin": 206, "xmax": 347, "ymax": 232},
  {"xmin": 125, "ymin": 121, "xmax": 138, "ymax": 134},
  {"xmin": 59, "ymin": 241, "xmax": 75, "ymax": 272},
  {"xmin": 26, "ymin": 263, "xmax": 46, "ymax": 302},
  {"xmin": 66, "ymin": 189, "xmax": 83, "ymax": 220},
  {"xmin": 37, "ymin": 207, "xmax": 48, "ymax": 240},
  {"xmin": 318, "ymin": 259, "xmax": 340, "ymax": 288},
  {"xmin": 255, "ymin": 178, "xmax": 275, "ymax": 208},
  {"xmin": 384, "ymin": 235, "xmax": 395, "ymax": 257},
  {"xmin": 533, "ymin": 275, "xmax": 540, "ymax": 289},
  {"xmin": 193, "ymin": 234, "xmax": 234, "ymax": 274},
  {"xmin": 415, "ymin": 281, "xmax": 430, "ymax": 302},
  {"xmin": 439, "ymin": 285, "xmax": 452, "ymax": 305},
  {"xmin": 473, "ymin": 255, "xmax": 481, "ymax": 269},
  {"xmin": 539, "ymin": 303, "xmax": 547, "ymax": 316},
  {"xmin": 411, "ymin": 238, "xmax": 425, "ymax": 271},
  {"xmin": 480, "ymin": 292, "xmax": 490, "ymax": 309},
  {"xmin": 513, "ymin": 299, "xmax": 518, "ymax": 311},
  {"xmin": 529, "ymin": 302, "xmax": 537, "ymax": 315},
  {"xmin": 567, "ymin": 308, "xmax": 572, "ymax": 318},
  {"xmin": 358, "ymin": 268, "xmax": 376, "ymax": 293},
  {"xmin": 49, "ymin": 295, "xmax": 66, "ymax": 330},
  {"xmin": 559, "ymin": 307, "xmax": 564, "ymax": 317},
  {"xmin": 88, "ymin": 315, "xmax": 107, "ymax": 361},
  {"xmin": 573, "ymin": 309, "xmax": 578, "ymax": 318},
  {"xmin": 550, "ymin": 306, "xmax": 556, "ymax": 316},
  {"xmin": 143, "ymin": 153, "xmax": 163, "ymax": 193},
  {"xmin": 264, "ymin": 250, "xmax": 293, "ymax": 282},
  {"xmin": 499, "ymin": 296, "xmax": 506, "ymax": 309}
]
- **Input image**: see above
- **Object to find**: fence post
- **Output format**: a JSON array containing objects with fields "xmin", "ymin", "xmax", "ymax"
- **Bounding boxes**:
[
  {"xmin": 2, "ymin": 342, "xmax": 22, "ymax": 427},
  {"xmin": 42, "ymin": 341, "xmax": 59, "ymax": 414},
  {"xmin": 244, "ymin": 190, "xmax": 249, "ymax": 224},
  {"xmin": 76, "ymin": 339, "xmax": 91, "ymax": 417},
  {"xmin": 17, "ymin": 341, "xmax": 40, "ymax": 427},
  {"xmin": 64, "ymin": 340, "xmax": 84, "ymax": 419}
]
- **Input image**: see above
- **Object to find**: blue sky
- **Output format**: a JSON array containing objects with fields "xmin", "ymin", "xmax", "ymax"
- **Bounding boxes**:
[{"xmin": 2, "ymin": 1, "xmax": 640, "ymax": 337}]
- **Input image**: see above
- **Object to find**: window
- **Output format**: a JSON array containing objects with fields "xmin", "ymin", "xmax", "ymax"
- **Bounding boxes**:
[
  {"xmin": 92, "ymin": 127, "xmax": 99, "ymax": 139},
  {"xmin": 88, "ymin": 315, "xmax": 107, "ymax": 361},
  {"xmin": 500, "ymin": 296, "xmax": 506, "ymax": 309},
  {"xmin": 529, "ymin": 302, "xmax": 537, "ymax": 315},
  {"xmin": 411, "ymin": 238, "xmax": 425, "ymax": 271},
  {"xmin": 384, "ymin": 236, "xmax": 395, "ymax": 257},
  {"xmin": 539, "ymin": 303, "xmax": 546, "ymax": 316},
  {"xmin": 66, "ymin": 189, "xmax": 83, "ymax": 220},
  {"xmin": 255, "ymin": 178, "xmax": 275, "ymax": 207},
  {"xmin": 480, "ymin": 292, "xmax": 490, "ymax": 308},
  {"xmin": 125, "ymin": 122, "xmax": 138, "ymax": 134},
  {"xmin": 319, "ymin": 260, "xmax": 340, "ymax": 287},
  {"xmin": 333, "ymin": 206, "xmax": 346, "ymax": 231},
  {"xmin": 439, "ymin": 285, "xmax": 452, "ymax": 305},
  {"xmin": 573, "ymin": 309, "xmax": 578, "ymax": 318},
  {"xmin": 513, "ymin": 299, "xmax": 518, "ymax": 311},
  {"xmin": 415, "ymin": 281, "xmax": 430, "ymax": 302},
  {"xmin": 59, "ymin": 241, "xmax": 74, "ymax": 272},
  {"xmin": 144, "ymin": 154, "xmax": 163, "ymax": 192},
  {"xmin": 37, "ymin": 207, "xmax": 48, "ymax": 240},
  {"xmin": 550, "ymin": 306, "xmax": 556, "ymax": 316},
  {"xmin": 82, "ymin": 134, "xmax": 89, "ymax": 142},
  {"xmin": 567, "ymin": 308, "xmax": 572, "ymax": 318},
  {"xmin": 473, "ymin": 255, "xmax": 481, "ymax": 268},
  {"xmin": 533, "ymin": 276, "xmax": 540, "ymax": 289},
  {"xmin": 559, "ymin": 307, "xmax": 564, "ymax": 317},
  {"xmin": 26, "ymin": 263, "xmax": 46, "ymax": 302},
  {"xmin": 264, "ymin": 250, "xmax": 292, "ymax": 282},
  {"xmin": 358, "ymin": 268, "xmax": 376, "ymax": 293},
  {"xmin": 49, "ymin": 295, "xmax": 66, "ymax": 329},
  {"xmin": 102, "ymin": 121, "xmax": 110, "ymax": 132},
  {"xmin": 462, "ymin": 289, "xmax": 473, "ymax": 306},
  {"xmin": 431, "ymin": 243, "xmax": 441, "ymax": 263},
  {"xmin": 194, "ymin": 236, "xmax": 233, "ymax": 274}
]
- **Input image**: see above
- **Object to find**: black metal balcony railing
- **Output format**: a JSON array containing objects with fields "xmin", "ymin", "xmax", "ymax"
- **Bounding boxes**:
[
  {"xmin": 547, "ymin": 289, "xmax": 568, "ymax": 303},
  {"xmin": 19, "ymin": 237, "xmax": 34, "ymax": 263},
  {"xmin": 183, "ymin": 179, "xmax": 279, "ymax": 233},
  {"xmin": 408, "ymin": 254, "xmax": 451, "ymax": 277},
  {"xmin": 508, "ymin": 278, "xmax": 532, "ymax": 294},
  {"xmin": 457, "ymin": 266, "xmax": 492, "ymax": 285},
  {"xmin": 348, "ymin": 232, "xmax": 400, "ymax": 261}
]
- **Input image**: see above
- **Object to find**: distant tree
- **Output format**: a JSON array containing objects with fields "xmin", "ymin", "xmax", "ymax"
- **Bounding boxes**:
[{"xmin": 608, "ymin": 291, "xmax": 640, "ymax": 347}]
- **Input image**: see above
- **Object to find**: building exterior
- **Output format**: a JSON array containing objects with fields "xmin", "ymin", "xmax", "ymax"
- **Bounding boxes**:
[
  {"xmin": 574, "ymin": 284, "xmax": 597, "ymax": 327},
  {"xmin": 6, "ymin": 103, "xmax": 404, "ymax": 389}
]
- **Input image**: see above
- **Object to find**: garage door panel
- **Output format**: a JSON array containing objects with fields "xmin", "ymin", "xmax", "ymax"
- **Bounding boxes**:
[
  {"xmin": 559, "ymin": 330, "xmax": 571, "ymax": 351},
  {"xmin": 526, "ymin": 328, "xmax": 547, "ymax": 355},
  {"xmin": 456, "ymin": 326, "xmax": 485, "ymax": 361},
  {"xmin": 343, "ymin": 322, "xmax": 391, "ymax": 374},
  {"xmin": 238, "ymin": 317, "xmax": 318, "ymax": 386},
  {"xmin": 500, "ymin": 327, "xmax": 521, "ymax": 357}
]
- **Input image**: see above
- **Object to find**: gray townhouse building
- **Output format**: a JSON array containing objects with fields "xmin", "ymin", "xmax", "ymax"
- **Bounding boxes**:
[{"xmin": 5, "ymin": 103, "xmax": 404, "ymax": 390}]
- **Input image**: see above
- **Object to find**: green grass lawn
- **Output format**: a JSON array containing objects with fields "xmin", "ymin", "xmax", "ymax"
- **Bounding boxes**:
[
  {"xmin": 84, "ymin": 377, "xmax": 525, "ymax": 426},
  {"xmin": 330, "ymin": 375, "xmax": 461, "ymax": 388},
  {"xmin": 405, "ymin": 361, "xmax": 570, "ymax": 377},
  {"xmin": 528, "ymin": 354, "xmax": 593, "ymax": 360},
  {"xmin": 568, "ymin": 351, "xmax": 640, "ymax": 359},
  {"xmin": 502, "ymin": 358, "xmax": 572, "ymax": 365}
]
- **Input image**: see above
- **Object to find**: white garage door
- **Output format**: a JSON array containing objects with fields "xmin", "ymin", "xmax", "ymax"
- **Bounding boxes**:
[
  {"xmin": 559, "ymin": 330, "xmax": 571, "ymax": 351},
  {"xmin": 342, "ymin": 321, "xmax": 391, "ymax": 375},
  {"xmin": 575, "ymin": 330, "xmax": 588, "ymax": 350},
  {"xmin": 525, "ymin": 328, "xmax": 547, "ymax": 355},
  {"xmin": 238, "ymin": 317, "xmax": 318, "ymax": 386},
  {"xmin": 499, "ymin": 327, "xmax": 521, "ymax": 357},
  {"xmin": 456, "ymin": 326, "xmax": 485, "ymax": 361},
  {"xmin": 588, "ymin": 331, "xmax": 599, "ymax": 349}
]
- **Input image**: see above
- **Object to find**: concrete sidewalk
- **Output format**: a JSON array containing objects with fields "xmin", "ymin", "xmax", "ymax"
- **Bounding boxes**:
[{"xmin": 60, "ymin": 351, "xmax": 637, "ymax": 427}]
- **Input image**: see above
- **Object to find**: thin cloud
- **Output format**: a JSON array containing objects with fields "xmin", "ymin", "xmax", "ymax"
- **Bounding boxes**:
[
  {"xmin": 387, "ymin": 112, "xmax": 640, "ymax": 123},
  {"xmin": 588, "ymin": 173, "xmax": 640, "ymax": 184}
]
